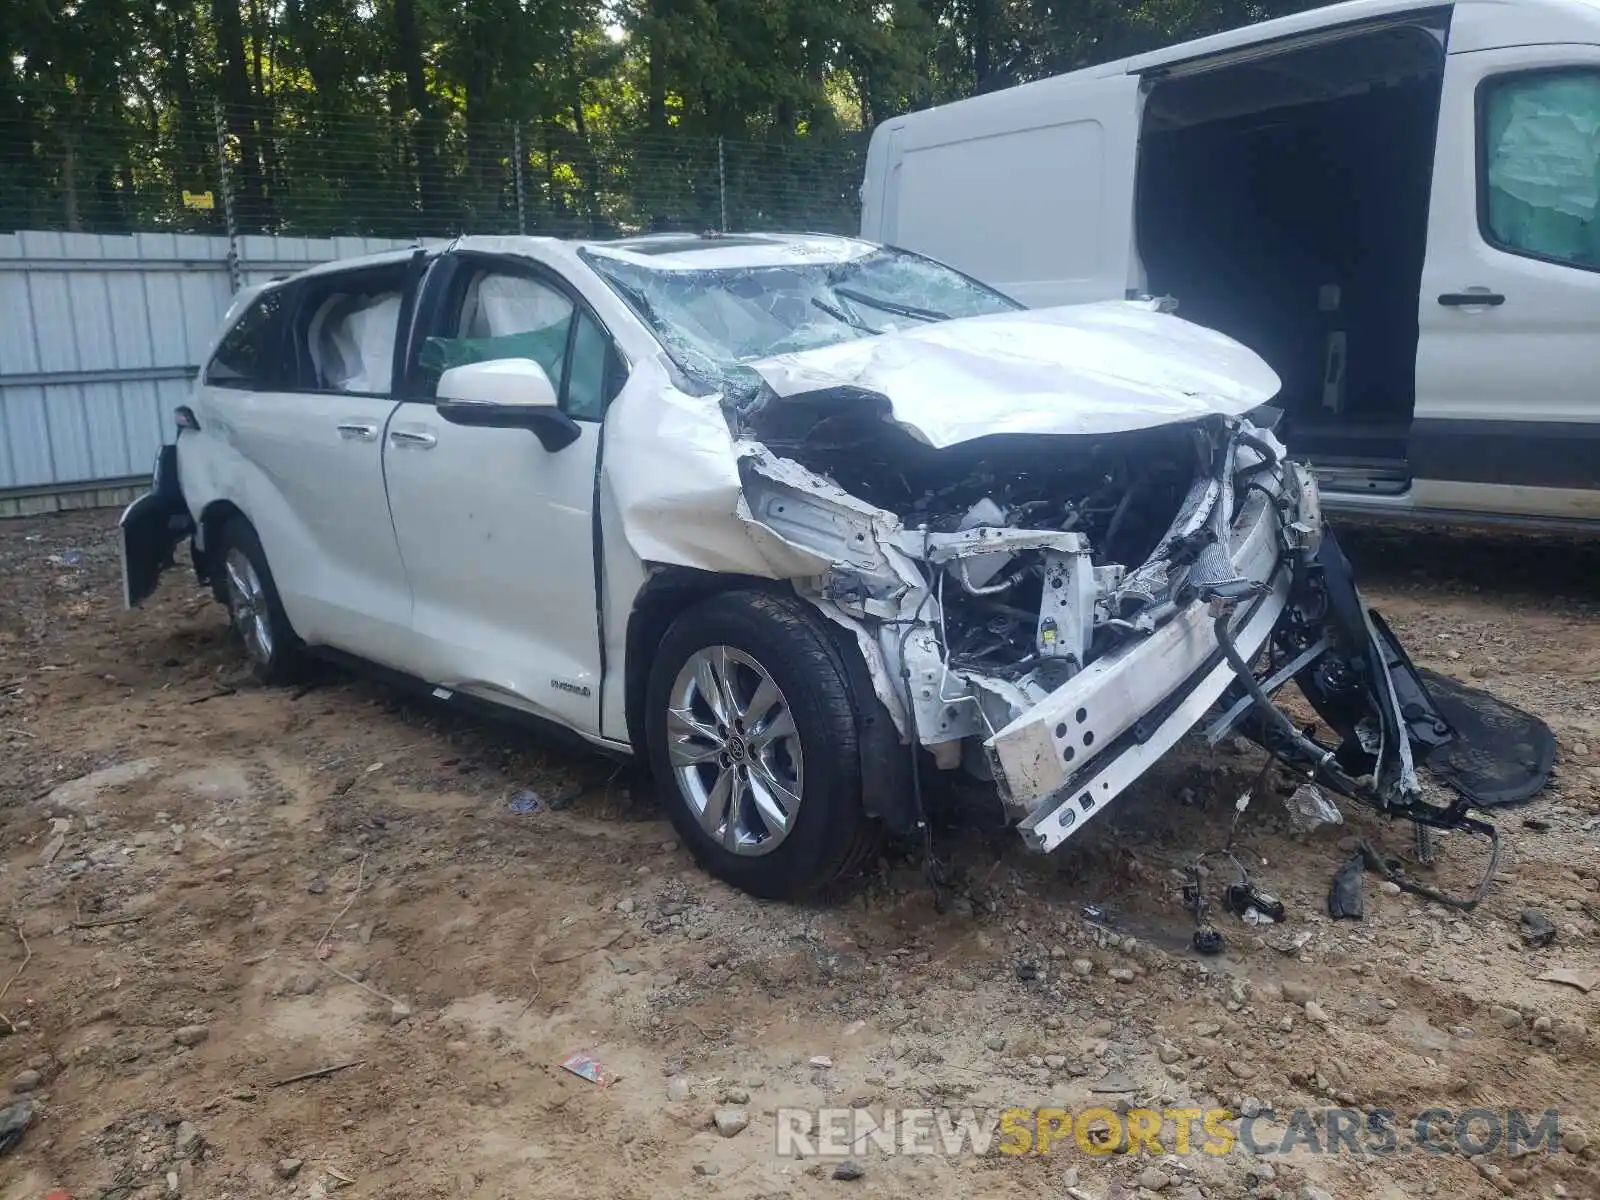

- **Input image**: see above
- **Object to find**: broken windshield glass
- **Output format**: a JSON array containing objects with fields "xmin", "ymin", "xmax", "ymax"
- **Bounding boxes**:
[{"xmin": 581, "ymin": 245, "xmax": 1020, "ymax": 390}]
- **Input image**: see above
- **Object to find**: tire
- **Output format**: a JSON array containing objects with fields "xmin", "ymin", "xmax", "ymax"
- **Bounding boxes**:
[
  {"xmin": 217, "ymin": 516, "xmax": 303, "ymax": 685},
  {"xmin": 645, "ymin": 589, "xmax": 880, "ymax": 900}
]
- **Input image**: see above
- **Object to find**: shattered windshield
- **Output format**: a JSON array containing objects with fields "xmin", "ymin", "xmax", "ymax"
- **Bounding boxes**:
[{"xmin": 580, "ymin": 245, "xmax": 1021, "ymax": 390}]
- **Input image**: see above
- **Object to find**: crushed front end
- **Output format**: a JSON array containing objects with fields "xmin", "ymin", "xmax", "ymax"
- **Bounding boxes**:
[
  {"xmin": 589, "ymin": 284, "xmax": 1544, "ymax": 901},
  {"xmin": 736, "ymin": 404, "xmax": 1514, "ymax": 885}
]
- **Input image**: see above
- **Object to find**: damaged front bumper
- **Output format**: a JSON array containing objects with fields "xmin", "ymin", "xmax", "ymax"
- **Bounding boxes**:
[
  {"xmin": 990, "ymin": 487, "xmax": 1292, "ymax": 851},
  {"xmin": 739, "ymin": 412, "xmax": 1485, "ymax": 866}
]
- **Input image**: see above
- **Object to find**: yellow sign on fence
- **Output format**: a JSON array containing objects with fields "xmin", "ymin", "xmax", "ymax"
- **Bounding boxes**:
[{"xmin": 182, "ymin": 190, "xmax": 215, "ymax": 210}]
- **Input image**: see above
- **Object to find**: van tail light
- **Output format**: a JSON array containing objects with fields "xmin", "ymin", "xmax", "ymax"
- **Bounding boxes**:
[{"xmin": 175, "ymin": 405, "xmax": 201, "ymax": 432}]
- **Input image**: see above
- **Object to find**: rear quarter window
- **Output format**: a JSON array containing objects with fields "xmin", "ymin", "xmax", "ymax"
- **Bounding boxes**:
[{"xmin": 204, "ymin": 290, "xmax": 288, "ymax": 388}]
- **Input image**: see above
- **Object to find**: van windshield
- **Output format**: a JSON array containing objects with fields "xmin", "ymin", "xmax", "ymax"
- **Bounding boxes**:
[{"xmin": 581, "ymin": 246, "xmax": 1020, "ymax": 390}]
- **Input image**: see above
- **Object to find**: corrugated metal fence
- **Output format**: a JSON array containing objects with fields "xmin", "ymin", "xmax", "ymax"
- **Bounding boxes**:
[{"xmin": 0, "ymin": 230, "xmax": 417, "ymax": 516}]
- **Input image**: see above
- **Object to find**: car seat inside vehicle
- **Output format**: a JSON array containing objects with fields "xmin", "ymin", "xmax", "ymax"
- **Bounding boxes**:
[
  {"xmin": 306, "ymin": 289, "xmax": 403, "ymax": 393},
  {"xmin": 420, "ymin": 272, "xmax": 574, "ymax": 389}
]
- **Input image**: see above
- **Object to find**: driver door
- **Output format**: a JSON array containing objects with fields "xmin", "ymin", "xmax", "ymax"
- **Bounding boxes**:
[
  {"xmin": 382, "ymin": 253, "xmax": 625, "ymax": 734},
  {"xmin": 1413, "ymin": 50, "xmax": 1600, "ymax": 520}
]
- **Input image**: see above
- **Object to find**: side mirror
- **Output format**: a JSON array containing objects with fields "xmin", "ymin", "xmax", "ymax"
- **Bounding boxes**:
[{"xmin": 435, "ymin": 358, "xmax": 581, "ymax": 452}]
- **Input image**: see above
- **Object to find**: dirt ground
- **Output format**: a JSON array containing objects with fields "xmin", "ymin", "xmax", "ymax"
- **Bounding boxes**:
[{"xmin": 1, "ymin": 510, "xmax": 1597, "ymax": 1200}]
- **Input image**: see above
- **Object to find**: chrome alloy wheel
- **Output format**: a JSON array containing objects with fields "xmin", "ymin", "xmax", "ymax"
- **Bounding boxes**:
[
  {"xmin": 223, "ymin": 547, "xmax": 274, "ymax": 667},
  {"xmin": 667, "ymin": 645, "xmax": 803, "ymax": 856}
]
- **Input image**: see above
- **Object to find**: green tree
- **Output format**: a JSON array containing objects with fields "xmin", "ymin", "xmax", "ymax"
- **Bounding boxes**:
[{"xmin": 0, "ymin": 0, "xmax": 1344, "ymax": 235}]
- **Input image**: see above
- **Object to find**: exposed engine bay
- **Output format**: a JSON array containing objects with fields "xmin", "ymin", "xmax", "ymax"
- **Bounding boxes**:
[
  {"xmin": 746, "ymin": 395, "xmax": 1201, "ymax": 686},
  {"xmin": 735, "ymin": 390, "xmax": 1305, "ymax": 723}
]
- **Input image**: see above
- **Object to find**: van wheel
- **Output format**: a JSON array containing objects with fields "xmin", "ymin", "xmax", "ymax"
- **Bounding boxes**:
[
  {"xmin": 218, "ymin": 517, "xmax": 302, "ymax": 685},
  {"xmin": 645, "ymin": 590, "xmax": 880, "ymax": 900}
]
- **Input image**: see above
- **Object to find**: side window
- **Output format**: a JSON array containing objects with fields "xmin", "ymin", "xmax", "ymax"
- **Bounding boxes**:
[
  {"xmin": 1480, "ymin": 70, "xmax": 1600, "ymax": 271},
  {"xmin": 423, "ymin": 271, "xmax": 573, "ymax": 394},
  {"xmin": 421, "ymin": 267, "xmax": 623, "ymax": 420},
  {"xmin": 292, "ymin": 269, "xmax": 408, "ymax": 395},
  {"xmin": 204, "ymin": 289, "xmax": 285, "ymax": 389},
  {"xmin": 566, "ymin": 311, "xmax": 611, "ymax": 420}
]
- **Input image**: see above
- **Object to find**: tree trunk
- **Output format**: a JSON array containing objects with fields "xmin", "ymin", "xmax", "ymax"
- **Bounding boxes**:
[
  {"xmin": 0, "ymin": 48, "xmax": 35, "ymax": 225},
  {"xmin": 250, "ymin": 0, "xmax": 266, "ymax": 104},
  {"xmin": 285, "ymin": 0, "xmax": 340, "ymax": 99},
  {"xmin": 62, "ymin": 136, "xmax": 81, "ymax": 231},
  {"xmin": 571, "ymin": 95, "xmax": 601, "ymax": 236},
  {"xmin": 542, "ymin": 116, "xmax": 562, "ymax": 232},
  {"xmin": 971, "ymin": 0, "xmax": 994, "ymax": 91},
  {"xmin": 119, "ymin": 160, "xmax": 138, "ymax": 228},
  {"xmin": 646, "ymin": 1, "xmax": 668, "ymax": 137},
  {"xmin": 250, "ymin": 0, "xmax": 280, "ymax": 221},
  {"xmin": 165, "ymin": 3, "xmax": 207, "ymax": 200},
  {"xmin": 213, "ymin": 0, "xmax": 266, "ymax": 227},
  {"xmin": 802, "ymin": 53, "xmax": 834, "ymax": 138},
  {"xmin": 93, "ymin": 165, "xmax": 124, "ymax": 232},
  {"xmin": 854, "ymin": 65, "xmax": 874, "ymax": 131},
  {"xmin": 463, "ymin": 54, "xmax": 492, "ymax": 225},
  {"xmin": 394, "ymin": 0, "xmax": 448, "ymax": 234}
]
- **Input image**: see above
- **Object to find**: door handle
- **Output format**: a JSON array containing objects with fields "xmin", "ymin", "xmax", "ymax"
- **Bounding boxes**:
[
  {"xmin": 389, "ymin": 429, "xmax": 437, "ymax": 449},
  {"xmin": 1438, "ymin": 291, "xmax": 1506, "ymax": 307},
  {"xmin": 336, "ymin": 422, "xmax": 378, "ymax": 441}
]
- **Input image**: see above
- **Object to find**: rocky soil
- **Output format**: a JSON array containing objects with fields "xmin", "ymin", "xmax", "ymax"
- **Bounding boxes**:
[{"xmin": 1, "ymin": 511, "xmax": 1598, "ymax": 1200}]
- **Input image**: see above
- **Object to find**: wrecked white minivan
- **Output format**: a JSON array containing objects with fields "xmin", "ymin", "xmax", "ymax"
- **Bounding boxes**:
[{"xmin": 122, "ymin": 233, "xmax": 1548, "ymax": 900}]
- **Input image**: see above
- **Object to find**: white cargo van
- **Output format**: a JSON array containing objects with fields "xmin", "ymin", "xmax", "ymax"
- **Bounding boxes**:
[{"xmin": 860, "ymin": 0, "xmax": 1600, "ymax": 530}]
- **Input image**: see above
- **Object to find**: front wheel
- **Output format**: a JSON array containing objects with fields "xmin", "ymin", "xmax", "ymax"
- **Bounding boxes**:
[{"xmin": 645, "ymin": 589, "xmax": 880, "ymax": 900}]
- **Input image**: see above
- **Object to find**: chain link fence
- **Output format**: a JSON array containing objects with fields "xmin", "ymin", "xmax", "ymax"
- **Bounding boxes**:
[{"xmin": 0, "ymin": 102, "xmax": 868, "ymax": 244}]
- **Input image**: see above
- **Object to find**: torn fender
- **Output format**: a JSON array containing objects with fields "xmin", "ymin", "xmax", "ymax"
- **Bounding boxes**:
[
  {"xmin": 603, "ymin": 359, "xmax": 914, "ymax": 587},
  {"xmin": 601, "ymin": 359, "xmax": 781, "ymax": 577}
]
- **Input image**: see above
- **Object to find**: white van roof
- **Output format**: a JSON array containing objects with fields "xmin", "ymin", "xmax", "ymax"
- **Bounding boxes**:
[
  {"xmin": 1125, "ymin": 0, "xmax": 1599, "ymax": 71},
  {"xmin": 875, "ymin": 0, "xmax": 1600, "ymax": 133}
]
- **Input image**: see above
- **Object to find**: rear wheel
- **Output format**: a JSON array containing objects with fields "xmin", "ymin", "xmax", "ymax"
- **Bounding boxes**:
[
  {"xmin": 218, "ymin": 517, "xmax": 302, "ymax": 685},
  {"xmin": 646, "ymin": 589, "xmax": 879, "ymax": 899}
]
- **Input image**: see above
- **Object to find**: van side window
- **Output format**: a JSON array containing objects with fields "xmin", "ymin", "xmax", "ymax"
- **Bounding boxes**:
[
  {"xmin": 424, "ymin": 271, "xmax": 574, "ymax": 393},
  {"xmin": 204, "ymin": 290, "xmax": 286, "ymax": 388},
  {"xmin": 1481, "ymin": 70, "xmax": 1600, "ymax": 271}
]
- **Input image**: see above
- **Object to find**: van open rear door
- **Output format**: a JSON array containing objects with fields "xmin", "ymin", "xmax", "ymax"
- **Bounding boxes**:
[
  {"xmin": 862, "ymin": 72, "xmax": 1145, "ymax": 308},
  {"xmin": 1414, "ymin": 42, "xmax": 1600, "ymax": 524}
]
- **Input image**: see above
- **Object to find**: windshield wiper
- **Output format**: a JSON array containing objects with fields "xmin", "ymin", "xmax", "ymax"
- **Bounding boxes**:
[
  {"xmin": 810, "ymin": 294, "xmax": 878, "ymax": 334},
  {"xmin": 831, "ymin": 284, "xmax": 950, "ymax": 323}
]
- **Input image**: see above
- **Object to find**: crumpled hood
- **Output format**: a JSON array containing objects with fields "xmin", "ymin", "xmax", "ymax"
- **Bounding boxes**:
[{"xmin": 745, "ymin": 299, "xmax": 1282, "ymax": 449}]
